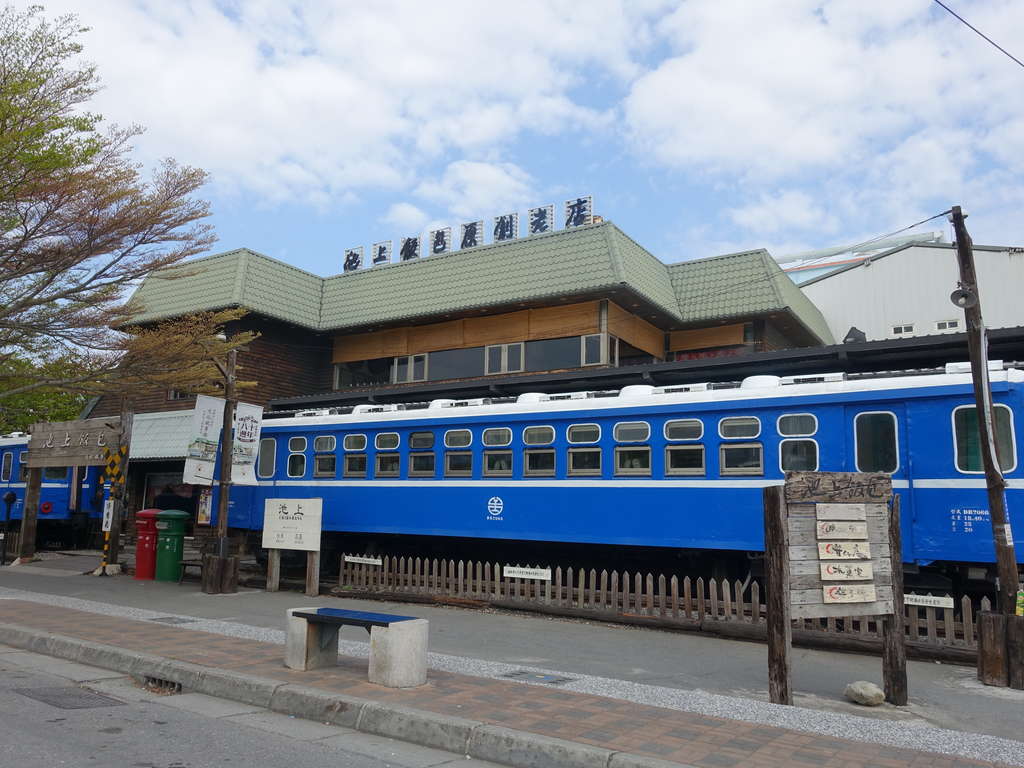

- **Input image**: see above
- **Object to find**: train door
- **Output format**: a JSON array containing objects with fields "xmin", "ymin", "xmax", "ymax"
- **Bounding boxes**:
[{"xmin": 845, "ymin": 405, "xmax": 914, "ymax": 561}]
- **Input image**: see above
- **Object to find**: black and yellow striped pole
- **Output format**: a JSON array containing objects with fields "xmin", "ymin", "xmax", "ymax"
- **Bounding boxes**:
[{"xmin": 98, "ymin": 444, "xmax": 127, "ymax": 576}]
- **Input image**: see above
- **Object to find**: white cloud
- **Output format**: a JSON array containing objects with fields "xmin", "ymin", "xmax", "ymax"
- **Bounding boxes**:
[
  {"xmin": 415, "ymin": 161, "xmax": 534, "ymax": 220},
  {"xmin": 727, "ymin": 191, "xmax": 838, "ymax": 235},
  {"xmin": 382, "ymin": 202, "xmax": 429, "ymax": 231}
]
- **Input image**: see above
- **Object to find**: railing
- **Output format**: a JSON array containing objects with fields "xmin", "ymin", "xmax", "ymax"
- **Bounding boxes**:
[{"xmin": 337, "ymin": 554, "xmax": 988, "ymax": 655}]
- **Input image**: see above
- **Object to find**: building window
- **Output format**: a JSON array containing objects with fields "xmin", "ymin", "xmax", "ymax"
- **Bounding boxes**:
[
  {"xmin": 523, "ymin": 426, "xmax": 555, "ymax": 445},
  {"xmin": 615, "ymin": 446, "xmax": 650, "ymax": 476},
  {"xmin": 524, "ymin": 449, "xmax": 555, "ymax": 476},
  {"xmin": 375, "ymin": 432, "xmax": 400, "ymax": 450},
  {"xmin": 409, "ymin": 431, "xmax": 434, "ymax": 449},
  {"xmin": 665, "ymin": 419, "xmax": 703, "ymax": 441},
  {"xmin": 568, "ymin": 447, "xmax": 601, "ymax": 476},
  {"xmin": 778, "ymin": 413, "xmax": 817, "ymax": 437},
  {"xmin": 614, "ymin": 421, "xmax": 650, "ymax": 442},
  {"xmin": 666, "ymin": 445, "xmax": 704, "ymax": 475},
  {"xmin": 567, "ymin": 423, "xmax": 600, "ymax": 444},
  {"xmin": 485, "ymin": 343, "xmax": 524, "ymax": 375},
  {"xmin": 313, "ymin": 454, "xmax": 337, "ymax": 478},
  {"xmin": 313, "ymin": 435, "xmax": 336, "ymax": 452},
  {"xmin": 445, "ymin": 451, "xmax": 472, "ymax": 476},
  {"xmin": 780, "ymin": 439, "xmax": 818, "ymax": 471},
  {"xmin": 582, "ymin": 333, "xmax": 604, "ymax": 366},
  {"xmin": 484, "ymin": 451, "xmax": 513, "ymax": 476},
  {"xmin": 444, "ymin": 429, "xmax": 472, "ymax": 448},
  {"xmin": 891, "ymin": 323, "xmax": 914, "ymax": 336},
  {"xmin": 288, "ymin": 436, "xmax": 307, "ymax": 452},
  {"xmin": 167, "ymin": 389, "xmax": 194, "ymax": 401},
  {"xmin": 720, "ymin": 443, "xmax": 763, "ymax": 475},
  {"xmin": 344, "ymin": 434, "xmax": 367, "ymax": 451},
  {"xmin": 287, "ymin": 453, "xmax": 306, "ymax": 478},
  {"xmin": 936, "ymin": 319, "xmax": 960, "ymax": 331},
  {"xmin": 524, "ymin": 336, "xmax": 581, "ymax": 372},
  {"xmin": 854, "ymin": 412, "xmax": 898, "ymax": 473},
  {"xmin": 344, "ymin": 453, "xmax": 367, "ymax": 477},
  {"xmin": 482, "ymin": 428, "xmax": 512, "ymax": 446},
  {"xmin": 393, "ymin": 353, "xmax": 427, "ymax": 383},
  {"xmin": 953, "ymin": 404, "xmax": 1015, "ymax": 473},
  {"xmin": 1, "ymin": 452, "xmax": 11, "ymax": 481},
  {"xmin": 375, "ymin": 453, "xmax": 400, "ymax": 477},
  {"xmin": 719, "ymin": 416, "xmax": 760, "ymax": 439},
  {"xmin": 409, "ymin": 453, "xmax": 435, "ymax": 476},
  {"xmin": 257, "ymin": 438, "xmax": 276, "ymax": 478}
]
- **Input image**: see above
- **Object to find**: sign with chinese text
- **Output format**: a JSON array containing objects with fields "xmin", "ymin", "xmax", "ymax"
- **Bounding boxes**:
[
  {"xmin": 231, "ymin": 401, "xmax": 263, "ymax": 486},
  {"xmin": 262, "ymin": 498, "xmax": 322, "ymax": 551},
  {"xmin": 196, "ymin": 488, "xmax": 213, "ymax": 525},
  {"xmin": 371, "ymin": 240, "xmax": 392, "ymax": 266},
  {"xmin": 564, "ymin": 195, "xmax": 593, "ymax": 228},
  {"xmin": 101, "ymin": 499, "xmax": 114, "ymax": 532},
  {"xmin": 26, "ymin": 418, "xmax": 122, "ymax": 468},
  {"xmin": 428, "ymin": 227, "xmax": 451, "ymax": 255},
  {"xmin": 528, "ymin": 205, "xmax": 554, "ymax": 235},
  {"xmin": 399, "ymin": 235, "xmax": 420, "ymax": 261},
  {"xmin": 182, "ymin": 395, "xmax": 225, "ymax": 485},
  {"xmin": 460, "ymin": 220, "xmax": 483, "ymax": 249},
  {"xmin": 493, "ymin": 212, "xmax": 519, "ymax": 242},
  {"xmin": 343, "ymin": 246, "xmax": 363, "ymax": 272}
]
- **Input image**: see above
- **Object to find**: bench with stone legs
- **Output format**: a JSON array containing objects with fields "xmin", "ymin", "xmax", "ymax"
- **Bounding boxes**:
[{"xmin": 285, "ymin": 607, "xmax": 428, "ymax": 688}]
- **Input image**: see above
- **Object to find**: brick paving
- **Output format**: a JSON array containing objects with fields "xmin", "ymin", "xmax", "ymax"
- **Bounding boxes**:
[{"xmin": 0, "ymin": 600, "xmax": 1008, "ymax": 768}]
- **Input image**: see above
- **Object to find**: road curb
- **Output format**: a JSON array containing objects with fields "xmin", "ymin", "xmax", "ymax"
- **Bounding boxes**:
[{"xmin": 0, "ymin": 622, "xmax": 696, "ymax": 768}]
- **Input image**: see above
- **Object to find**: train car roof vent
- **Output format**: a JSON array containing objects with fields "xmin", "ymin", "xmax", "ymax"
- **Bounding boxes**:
[
  {"xmin": 295, "ymin": 409, "xmax": 331, "ymax": 417},
  {"xmin": 944, "ymin": 360, "xmax": 1004, "ymax": 374},
  {"xmin": 740, "ymin": 375, "xmax": 781, "ymax": 389},
  {"xmin": 328, "ymin": 406, "xmax": 355, "ymax": 415},
  {"xmin": 352, "ymin": 403, "xmax": 405, "ymax": 414},
  {"xmin": 618, "ymin": 384, "xmax": 655, "ymax": 398},
  {"xmin": 779, "ymin": 372, "xmax": 846, "ymax": 385},
  {"xmin": 544, "ymin": 390, "xmax": 619, "ymax": 402},
  {"xmin": 429, "ymin": 399, "xmax": 455, "ymax": 409},
  {"xmin": 442, "ymin": 398, "xmax": 492, "ymax": 408},
  {"xmin": 517, "ymin": 392, "xmax": 546, "ymax": 404},
  {"xmin": 3, "ymin": 431, "xmax": 27, "ymax": 438},
  {"xmin": 656, "ymin": 383, "xmax": 709, "ymax": 394}
]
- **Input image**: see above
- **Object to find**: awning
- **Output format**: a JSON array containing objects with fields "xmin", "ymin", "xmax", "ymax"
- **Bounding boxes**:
[{"xmin": 129, "ymin": 411, "xmax": 193, "ymax": 460}]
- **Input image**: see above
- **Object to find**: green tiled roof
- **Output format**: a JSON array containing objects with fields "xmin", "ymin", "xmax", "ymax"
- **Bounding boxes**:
[{"xmin": 127, "ymin": 222, "xmax": 832, "ymax": 343}]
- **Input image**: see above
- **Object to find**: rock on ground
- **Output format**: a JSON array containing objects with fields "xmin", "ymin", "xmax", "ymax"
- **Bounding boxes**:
[{"xmin": 844, "ymin": 680, "xmax": 885, "ymax": 706}]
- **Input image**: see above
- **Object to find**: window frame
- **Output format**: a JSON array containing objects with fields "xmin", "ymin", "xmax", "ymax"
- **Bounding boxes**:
[
  {"xmin": 409, "ymin": 452, "xmax": 436, "ymax": 477},
  {"xmin": 375, "ymin": 452, "xmax": 400, "ymax": 477},
  {"xmin": 288, "ymin": 436, "xmax": 307, "ymax": 453},
  {"xmin": 524, "ymin": 448, "xmax": 556, "ymax": 477},
  {"xmin": 853, "ymin": 410, "xmax": 900, "ymax": 474},
  {"xmin": 581, "ymin": 333, "xmax": 605, "ymax": 366},
  {"xmin": 777, "ymin": 413, "xmax": 818, "ymax": 437},
  {"xmin": 718, "ymin": 416, "xmax": 761, "ymax": 440},
  {"xmin": 1, "ymin": 452, "xmax": 11, "ymax": 481},
  {"xmin": 18, "ymin": 451, "xmax": 27, "ymax": 481},
  {"xmin": 891, "ymin": 323, "xmax": 914, "ymax": 336},
  {"xmin": 936, "ymin": 319, "xmax": 960, "ymax": 331},
  {"xmin": 614, "ymin": 445, "xmax": 651, "ymax": 476},
  {"xmin": 568, "ymin": 446, "xmax": 602, "ymax": 477},
  {"xmin": 43, "ymin": 466, "xmax": 68, "ymax": 481},
  {"xmin": 613, "ymin": 421, "xmax": 650, "ymax": 443},
  {"xmin": 313, "ymin": 435, "xmax": 336, "ymax": 453},
  {"xmin": 343, "ymin": 453, "xmax": 367, "ymax": 478},
  {"xmin": 286, "ymin": 452, "xmax": 306, "ymax": 478},
  {"xmin": 257, "ymin": 437, "xmax": 277, "ymax": 479},
  {"xmin": 522, "ymin": 425, "xmax": 555, "ymax": 446},
  {"xmin": 482, "ymin": 427, "xmax": 512, "ymax": 447},
  {"xmin": 664, "ymin": 419, "xmax": 703, "ymax": 441},
  {"xmin": 566, "ymin": 423, "xmax": 601, "ymax": 444},
  {"xmin": 665, "ymin": 445, "xmax": 705, "ymax": 476},
  {"xmin": 313, "ymin": 453, "xmax": 337, "ymax": 478},
  {"xmin": 409, "ymin": 431, "xmax": 435, "ymax": 450},
  {"xmin": 484, "ymin": 342, "xmax": 525, "ymax": 375},
  {"xmin": 444, "ymin": 451, "xmax": 473, "ymax": 477},
  {"xmin": 392, "ymin": 353, "xmax": 428, "ymax": 383},
  {"xmin": 375, "ymin": 432, "xmax": 400, "ymax": 450},
  {"xmin": 343, "ymin": 434, "xmax": 367, "ymax": 451},
  {"xmin": 779, "ymin": 438, "xmax": 820, "ymax": 472},
  {"xmin": 483, "ymin": 450, "xmax": 514, "ymax": 477},
  {"xmin": 951, "ymin": 403, "xmax": 1017, "ymax": 474},
  {"xmin": 444, "ymin": 429, "xmax": 473, "ymax": 448},
  {"xmin": 719, "ymin": 442, "xmax": 764, "ymax": 476}
]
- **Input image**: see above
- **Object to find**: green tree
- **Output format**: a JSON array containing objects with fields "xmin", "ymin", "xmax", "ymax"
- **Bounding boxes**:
[{"xmin": 0, "ymin": 355, "xmax": 86, "ymax": 431}]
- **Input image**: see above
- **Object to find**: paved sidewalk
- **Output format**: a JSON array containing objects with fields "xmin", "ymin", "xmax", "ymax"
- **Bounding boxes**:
[{"xmin": 0, "ymin": 599, "xmax": 1013, "ymax": 768}]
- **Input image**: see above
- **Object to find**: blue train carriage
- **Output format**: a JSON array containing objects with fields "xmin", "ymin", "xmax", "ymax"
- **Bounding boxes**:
[
  {"xmin": 0, "ymin": 434, "xmax": 104, "ymax": 547},
  {"xmin": 237, "ymin": 363, "xmax": 1023, "ymax": 591}
]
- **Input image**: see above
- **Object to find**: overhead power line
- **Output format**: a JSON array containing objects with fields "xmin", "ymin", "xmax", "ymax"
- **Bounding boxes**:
[{"xmin": 933, "ymin": 0, "xmax": 1024, "ymax": 70}]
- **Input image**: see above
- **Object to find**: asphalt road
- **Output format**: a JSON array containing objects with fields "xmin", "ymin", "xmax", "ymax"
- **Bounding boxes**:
[{"xmin": 0, "ymin": 645, "xmax": 499, "ymax": 768}]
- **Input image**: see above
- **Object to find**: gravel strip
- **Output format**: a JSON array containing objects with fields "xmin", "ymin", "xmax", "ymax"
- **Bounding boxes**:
[{"xmin": 1, "ymin": 585, "xmax": 1021, "ymax": 766}]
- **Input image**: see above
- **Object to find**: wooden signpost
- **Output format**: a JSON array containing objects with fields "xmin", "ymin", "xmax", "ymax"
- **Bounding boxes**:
[
  {"xmin": 263, "ymin": 498, "xmax": 323, "ymax": 597},
  {"xmin": 764, "ymin": 471, "xmax": 907, "ymax": 706}
]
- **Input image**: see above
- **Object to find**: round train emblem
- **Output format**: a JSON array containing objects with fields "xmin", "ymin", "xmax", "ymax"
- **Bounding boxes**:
[{"xmin": 487, "ymin": 496, "xmax": 504, "ymax": 516}]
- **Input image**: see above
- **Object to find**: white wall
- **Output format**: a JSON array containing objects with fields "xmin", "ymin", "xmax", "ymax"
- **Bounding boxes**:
[{"xmin": 800, "ymin": 244, "xmax": 1024, "ymax": 342}]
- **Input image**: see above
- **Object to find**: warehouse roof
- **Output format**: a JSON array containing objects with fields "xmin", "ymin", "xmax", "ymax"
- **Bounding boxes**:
[{"xmin": 127, "ymin": 221, "xmax": 833, "ymax": 343}]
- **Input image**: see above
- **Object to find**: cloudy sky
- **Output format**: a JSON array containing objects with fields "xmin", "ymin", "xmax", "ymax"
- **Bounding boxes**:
[{"xmin": 36, "ymin": 0, "xmax": 1024, "ymax": 274}]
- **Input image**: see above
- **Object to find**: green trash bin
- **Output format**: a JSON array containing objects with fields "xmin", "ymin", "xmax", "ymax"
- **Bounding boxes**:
[{"xmin": 154, "ymin": 510, "xmax": 190, "ymax": 582}]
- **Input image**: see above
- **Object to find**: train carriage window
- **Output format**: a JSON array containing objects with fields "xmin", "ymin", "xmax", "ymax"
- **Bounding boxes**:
[
  {"xmin": 615, "ymin": 446, "xmax": 651, "ymax": 476},
  {"xmin": 484, "ymin": 450, "xmax": 513, "ymax": 476},
  {"xmin": 18, "ymin": 452, "xmax": 27, "ymax": 481},
  {"xmin": 780, "ymin": 439, "xmax": 819, "ymax": 471},
  {"xmin": 482, "ymin": 428, "xmax": 512, "ymax": 447},
  {"xmin": 953, "ymin": 405, "xmax": 1016, "ymax": 472},
  {"xmin": 523, "ymin": 426, "xmax": 555, "ymax": 445},
  {"xmin": 664, "ymin": 419, "xmax": 703, "ymax": 441},
  {"xmin": 1, "ymin": 452, "xmax": 11, "ymax": 481},
  {"xmin": 778, "ymin": 413, "xmax": 817, "ymax": 437},
  {"xmin": 445, "ymin": 451, "xmax": 472, "ymax": 477},
  {"xmin": 344, "ymin": 434, "xmax": 367, "ymax": 451},
  {"xmin": 665, "ymin": 445, "xmax": 705, "ymax": 475},
  {"xmin": 613, "ymin": 421, "xmax": 650, "ymax": 442},
  {"xmin": 376, "ymin": 453, "xmax": 400, "ymax": 477},
  {"xmin": 444, "ymin": 429, "xmax": 472, "ymax": 448},
  {"xmin": 720, "ymin": 443, "xmax": 763, "ymax": 475},
  {"xmin": 409, "ymin": 431, "xmax": 434, "ymax": 450},
  {"xmin": 313, "ymin": 454, "xmax": 337, "ymax": 478},
  {"xmin": 43, "ymin": 466, "xmax": 67, "ymax": 481},
  {"xmin": 288, "ymin": 436, "xmax": 307, "ymax": 452},
  {"xmin": 719, "ymin": 417, "xmax": 760, "ymax": 439},
  {"xmin": 568, "ymin": 447, "xmax": 601, "ymax": 476},
  {"xmin": 567, "ymin": 424, "xmax": 600, "ymax": 444},
  {"xmin": 854, "ymin": 412, "xmax": 898, "ymax": 473},
  {"xmin": 313, "ymin": 435, "xmax": 336, "ymax": 452},
  {"xmin": 524, "ymin": 449, "xmax": 555, "ymax": 476},
  {"xmin": 409, "ymin": 453, "xmax": 435, "ymax": 476},
  {"xmin": 344, "ymin": 453, "xmax": 367, "ymax": 477},
  {"xmin": 257, "ymin": 438, "xmax": 276, "ymax": 478},
  {"xmin": 287, "ymin": 453, "xmax": 306, "ymax": 478},
  {"xmin": 375, "ymin": 433, "xmax": 400, "ymax": 450}
]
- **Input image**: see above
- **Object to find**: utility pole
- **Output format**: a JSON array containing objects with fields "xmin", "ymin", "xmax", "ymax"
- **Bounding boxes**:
[
  {"xmin": 215, "ymin": 347, "xmax": 237, "ymax": 558},
  {"xmin": 949, "ymin": 206, "xmax": 1019, "ymax": 615},
  {"xmin": 107, "ymin": 400, "xmax": 134, "ymax": 569}
]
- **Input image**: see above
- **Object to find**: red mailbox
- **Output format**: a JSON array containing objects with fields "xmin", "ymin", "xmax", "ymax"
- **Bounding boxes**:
[{"xmin": 134, "ymin": 509, "xmax": 160, "ymax": 580}]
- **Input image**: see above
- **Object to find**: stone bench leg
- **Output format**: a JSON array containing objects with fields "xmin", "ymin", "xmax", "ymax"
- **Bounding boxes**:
[
  {"xmin": 368, "ymin": 618, "xmax": 428, "ymax": 688},
  {"xmin": 285, "ymin": 607, "xmax": 339, "ymax": 671}
]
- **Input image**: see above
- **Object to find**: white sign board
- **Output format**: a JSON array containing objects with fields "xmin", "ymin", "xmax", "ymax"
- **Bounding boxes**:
[
  {"xmin": 231, "ymin": 402, "xmax": 263, "ymax": 486},
  {"xmin": 502, "ymin": 566, "xmax": 552, "ymax": 581},
  {"xmin": 344, "ymin": 554, "xmax": 382, "ymax": 566},
  {"xmin": 101, "ymin": 499, "xmax": 114, "ymax": 532},
  {"xmin": 262, "ymin": 498, "xmax": 322, "ymax": 552},
  {"xmin": 904, "ymin": 593, "xmax": 955, "ymax": 609},
  {"xmin": 182, "ymin": 395, "xmax": 225, "ymax": 485}
]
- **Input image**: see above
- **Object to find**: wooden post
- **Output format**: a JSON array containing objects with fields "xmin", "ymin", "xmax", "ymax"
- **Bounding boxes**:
[
  {"xmin": 1007, "ymin": 615, "xmax": 1024, "ymax": 690},
  {"xmin": 763, "ymin": 485, "xmax": 792, "ymax": 705},
  {"xmin": 977, "ymin": 612, "xmax": 1009, "ymax": 686},
  {"xmin": 107, "ymin": 402, "xmax": 133, "ymax": 567},
  {"xmin": 882, "ymin": 494, "xmax": 908, "ymax": 705},
  {"xmin": 17, "ymin": 467, "xmax": 42, "ymax": 561},
  {"xmin": 305, "ymin": 550, "xmax": 320, "ymax": 596},
  {"xmin": 266, "ymin": 549, "xmax": 281, "ymax": 592},
  {"xmin": 201, "ymin": 553, "xmax": 224, "ymax": 594}
]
